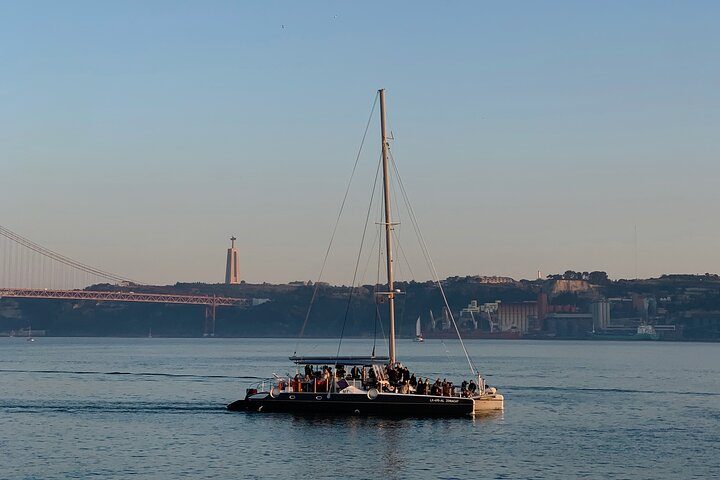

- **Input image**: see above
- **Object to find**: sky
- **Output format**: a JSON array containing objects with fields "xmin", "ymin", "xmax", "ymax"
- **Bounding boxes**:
[{"xmin": 1, "ymin": 1, "xmax": 719, "ymax": 285}]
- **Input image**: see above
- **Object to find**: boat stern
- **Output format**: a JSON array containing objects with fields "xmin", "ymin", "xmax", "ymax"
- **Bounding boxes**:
[{"xmin": 472, "ymin": 391, "xmax": 504, "ymax": 413}]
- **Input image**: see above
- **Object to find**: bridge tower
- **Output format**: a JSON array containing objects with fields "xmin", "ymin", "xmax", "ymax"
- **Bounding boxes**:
[
  {"xmin": 225, "ymin": 236, "xmax": 240, "ymax": 284},
  {"xmin": 204, "ymin": 303, "xmax": 217, "ymax": 337}
]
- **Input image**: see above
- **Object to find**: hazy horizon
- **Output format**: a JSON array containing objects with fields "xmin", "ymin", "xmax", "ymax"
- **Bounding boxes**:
[{"xmin": 2, "ymin": 2, "xmax": 719, "ymax": 285}]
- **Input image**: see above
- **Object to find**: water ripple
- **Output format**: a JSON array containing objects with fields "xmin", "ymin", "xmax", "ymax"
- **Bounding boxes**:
[
  {"xmin": 0, "ymin": 368, "xmax": 261, "ymax": 380},
  {"xmin": 0, "ymin": 399, "xmax": 226, "ymax": 414},
  {"xmin": 507, "ymin": 384, "xmax": 720, "ymax": 397}
]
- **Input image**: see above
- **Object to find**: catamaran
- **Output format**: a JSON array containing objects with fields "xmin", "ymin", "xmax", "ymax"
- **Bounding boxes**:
[{"xmin": 227, "ymin": 89, "xmax": 503, "ymax": 417}]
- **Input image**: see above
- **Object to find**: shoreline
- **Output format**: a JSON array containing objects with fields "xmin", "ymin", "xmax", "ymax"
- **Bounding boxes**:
[{"xmin": 2, "ymin": 334, "xmax": 717, "ymax": 343}]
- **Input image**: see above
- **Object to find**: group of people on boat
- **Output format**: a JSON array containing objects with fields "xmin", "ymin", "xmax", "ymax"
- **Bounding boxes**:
[{"xmin": 280, "ymin": 363, "xmax": 482, "ymax": 398}]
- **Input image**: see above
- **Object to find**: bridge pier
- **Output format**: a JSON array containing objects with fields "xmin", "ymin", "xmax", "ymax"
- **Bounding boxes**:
[{"xmin": 204, "ymin": 304, "xmax": 216, "ymax": 337}]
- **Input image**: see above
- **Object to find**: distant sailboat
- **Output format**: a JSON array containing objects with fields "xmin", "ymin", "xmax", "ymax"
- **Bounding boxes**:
[
  {"xmin": 26, "ymin": 325, "xmax": 35, "ymax": 342},
  {"xmin": 414, "ymin": 316, "xmax": 424, "ymax": 342}
]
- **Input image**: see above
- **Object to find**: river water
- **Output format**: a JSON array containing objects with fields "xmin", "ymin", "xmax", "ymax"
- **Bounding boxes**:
[{"xmin": 1, "ymin": 337, "xmax": 718, "ymax": 479}]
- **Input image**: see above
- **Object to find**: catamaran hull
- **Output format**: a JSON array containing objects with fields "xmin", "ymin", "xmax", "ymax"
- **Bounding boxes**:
[
  {"xmin": 227, "ymin": 392, "xmax": 502, "ymax": 417},
  {"xmin": 472, "ymin": 394, "xmax": 504, "ymax": 412}
]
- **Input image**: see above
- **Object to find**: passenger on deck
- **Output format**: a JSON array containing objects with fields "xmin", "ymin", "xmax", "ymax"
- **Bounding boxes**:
[
  {"xmin": 468, "ymin": 380, "xmax": 477, "ymax": 394},
  {"xmin": 431, "ymin": 379, "xmax": 441, "ymax": 396},
  {"xmin": 424, "ymin": 379, "xmax": 431, "ymax": 395},
  {"xmin": 409, "ymin": 374, "xmax": 417, "ymax": 388},
  {"xmin": 444, "ymin": 382, "xmax": 453, "ymax": 397},
  {"xmin": 387, "ymin": 367, "xmax": 398, "ymax": 385}
]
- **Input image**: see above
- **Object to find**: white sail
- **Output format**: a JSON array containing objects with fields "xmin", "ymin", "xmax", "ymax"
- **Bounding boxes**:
[{"xmin": 415, "ymin": 316, "xmax": 422, "ymax": 337}]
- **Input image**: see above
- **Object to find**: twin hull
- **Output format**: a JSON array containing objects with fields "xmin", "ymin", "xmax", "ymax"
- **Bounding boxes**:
[{"xmin": 228, "ymin": 391, "xmax": 503, "ymax": 417}]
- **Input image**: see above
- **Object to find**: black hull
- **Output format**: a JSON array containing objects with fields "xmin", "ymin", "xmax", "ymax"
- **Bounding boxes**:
[{"xmin": 227, "ymin": 392, "xmax": 475, "ymax": 417}]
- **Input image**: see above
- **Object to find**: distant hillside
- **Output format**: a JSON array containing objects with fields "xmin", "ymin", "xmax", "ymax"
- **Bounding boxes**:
[{"xmin": 1, "ymin": 273, "xmax": 719, "ymax": 340}]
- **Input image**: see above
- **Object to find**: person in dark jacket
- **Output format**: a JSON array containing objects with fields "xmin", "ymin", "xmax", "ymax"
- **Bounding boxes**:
[{"xmin": 468, "ymin": 380, "xmax": 477, "ymax": 394}]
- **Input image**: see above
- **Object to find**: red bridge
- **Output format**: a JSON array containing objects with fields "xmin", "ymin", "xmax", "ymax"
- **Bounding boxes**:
[
  {"xmin": 0, "ymin": 225, "xmax": 252, "ymax": 336},
  {"xmin": 0, "ymin": 288, "xmax": 248, "ymax": 306}
]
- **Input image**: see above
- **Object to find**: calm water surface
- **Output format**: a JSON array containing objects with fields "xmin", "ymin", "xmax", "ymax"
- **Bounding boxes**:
[{"xmin": 1, "ymin": 338, "xmax": 719, "ymax": 479}]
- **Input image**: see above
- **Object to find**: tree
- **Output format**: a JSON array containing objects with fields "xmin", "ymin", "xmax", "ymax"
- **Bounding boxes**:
[
  {"xmin": 588, "ymin": 271, "xmax": 610, "ymax": 285},
  {"xmin": 563, "ymin": 270, "xmax": 579, "ymax": 280}
]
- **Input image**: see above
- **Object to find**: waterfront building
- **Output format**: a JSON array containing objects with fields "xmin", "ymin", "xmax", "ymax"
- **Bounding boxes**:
[
  {"xmin": 498, "ymin": 301, "xmax": 538, "ymax": 333},
  {"xmin": 544, "ymin": 313, "xmax": 593, "ymax": 337},
  {"xmin": 459, "ymin": 300, "xmax": 481, "ymax": 329},
  {"xmin": 591, "ymin": 300, "xmax": 611, "ymax": 330}
]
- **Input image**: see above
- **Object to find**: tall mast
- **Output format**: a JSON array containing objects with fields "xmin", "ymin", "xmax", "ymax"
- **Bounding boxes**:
[{"xmin": 379, "ymin": 88, "xmax": 397, "ymax": 365}]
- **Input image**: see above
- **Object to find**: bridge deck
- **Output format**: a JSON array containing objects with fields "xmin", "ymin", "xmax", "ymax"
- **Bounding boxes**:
[{"xmin": 0, "ymin": 288, "xmax": 248, "ymax": 306}]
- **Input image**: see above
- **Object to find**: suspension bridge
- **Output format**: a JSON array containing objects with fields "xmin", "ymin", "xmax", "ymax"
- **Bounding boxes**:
[{"xmin": 0, "ymin": 225, "xmax": 249, "ymax": 336}]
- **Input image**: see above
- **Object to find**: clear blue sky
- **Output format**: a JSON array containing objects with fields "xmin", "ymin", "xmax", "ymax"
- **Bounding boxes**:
[{"xmin": 1, "ymin": 1, "xmax": 718, "ymax": 285}]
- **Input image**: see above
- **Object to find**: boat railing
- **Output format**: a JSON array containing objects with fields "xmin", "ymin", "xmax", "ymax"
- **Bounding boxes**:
[
  {"xmin": 248, "ymin": 374, "xmax": 484, "ymax": 399},
  {"xmin": 247, "ymin": 375, "xmax": 370, "ymax": 395}
]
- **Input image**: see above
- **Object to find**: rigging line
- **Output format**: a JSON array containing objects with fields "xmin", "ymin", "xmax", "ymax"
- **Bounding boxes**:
[
  {"xmin": 334, "ymin": 154, "xmax": 383, "ymax": 364},
  {"xmin": 373, "ymin": 298, "xmax": 389, "ymax": 355},
  {"xmin": 375, "ymin": 196, "xmax": 389, "ymax": 351},
  {"xmin": 371, "ymin": 246, "xmax": 385, "ymax": 357},
  {"xmin": 0, "ymin": 225, "xmax": 137, "ymax": 284},
  {"xmin": 439, "ymin": 338, "xmax": 463, "ymax": 375},
  {"xmin": 357, "ymin": 227, "xmax": 380, "ymax": 292},
  {"xmin": 386, "ymin": 151, "xmax": 414, "ymax": 280},
  {"xmin": 392, "ymin": 230, "xmax": 416, "ymax": 281},
  {"xmin": 371, "ymin": 292, "xmax": 378, "ymax": 356},
  {"xmin": 388, "ymin": 151, "xmax": 478, "ymax": 376},
  {"xmin": 391, "ymin": 210, "xmax": 406, "ymax": 283},
  {"xmin": 371, "ymin": 220, "xmax": 386, "ymax": 357},
  {"xmin": 293, "ymin": 92, "xmax": 379, "ymax": 355},
  {"xmin": 397, "ymin": 285, "xmax": 407, "ymax": 339},
  {"xmin": 358, "ymin": 176, "xmax": 384, "ymax": 290},
  {"xmin": 389, "ymin": 153, "xmax": 402, "ymax": 231},
  {"xmin": 375, "ymin": 240, "xmax": 389, "ymax": 348}
]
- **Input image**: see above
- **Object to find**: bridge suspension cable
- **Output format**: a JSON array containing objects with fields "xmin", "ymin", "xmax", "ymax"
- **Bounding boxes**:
[{"xmin": 0, "ymin": 225, "xmax": 139, "ymax": 289}]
